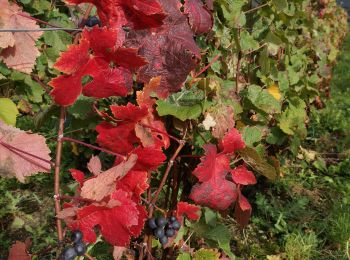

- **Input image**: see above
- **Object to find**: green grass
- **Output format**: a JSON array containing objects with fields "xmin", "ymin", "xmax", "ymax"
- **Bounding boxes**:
[{"xmin": 232, "ymin": 34, "xmax": 350, "ymax": 259}]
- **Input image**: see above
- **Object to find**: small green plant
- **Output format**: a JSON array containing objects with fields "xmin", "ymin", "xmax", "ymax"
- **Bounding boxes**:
[{"xmin": 284, "ymin": 232, "xmax": 318, "ymax": 260}]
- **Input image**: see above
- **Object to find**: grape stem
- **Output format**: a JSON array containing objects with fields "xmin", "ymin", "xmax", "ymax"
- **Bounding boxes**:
[{"xmin": 145, "ymin": 131, "xmax": 187, "ymax": 260}]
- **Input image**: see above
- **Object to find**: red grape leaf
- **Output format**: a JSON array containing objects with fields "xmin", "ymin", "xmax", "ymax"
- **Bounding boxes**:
[
  {"xmin": 132, "ymin": 146, "xmax": 166, "ymax": 171},
  {"xmin": 81, "ymin": 60, "xmax": 132, "ymax": 98},
  {"xmin": 231, "ymin": 165, "xmax": 256, "ymax": 185},
  {"xmin": 53, "ymin": 39, "xmax": 90, "ymax": 74},
  {"xmin": 70, "ymin": 169, "xmax": 85, "ymax": 187},
  {"xmin": 0, "ymin": 0, "xmax": 42, "ymax": 73},
  {"xmin": 183, "ymin": 0, "xmax": 213, "ymax": 34},
  {"xmin": 115, "ymin": 170, "xmax": 149, "ymax": 200},
  {"xmin": 65, "ymin": 0, "xmax": 166, "ymax": 29},
  {"xmin": 50, "ymin": 27, "xmax": 146, "ymax": 106},
  {"xmin": 71, "ymin": 190, "xmax": 146, "ymax": 246},
  {"xmin": 96, "ymin": 122, "xmax": 139, "ymax": 155},
  {"xmin": 176, "ymin": 202, "xmax": 201, "ymax": 220},
  {"xmin": 87, "ymin": 156, "xmax": 102, "ymax": 176},
  {"xmin": 126, "ymin": 0, "xmax": 201, "ymax": 98},
  {"xmin": 110, "ymin": 103, "xmax": 148, "ymax": 122},
  {"xmin": 0, "ymin": 121, "xmax": 51, "ymax": 183},
  {"xmin": 81, "ymin": 154, "xmax": 138, "ymax": 201},
  {"xmin": 189, "ymin": 144, "xmax": 238, "ymax": 210},
  {"xmin": 220, "ymin": 128, "xmax": 246, "ymax": 154},
  {"xmin": 8, "ymin": 241, "xmax": 30, "ymax": 260}
]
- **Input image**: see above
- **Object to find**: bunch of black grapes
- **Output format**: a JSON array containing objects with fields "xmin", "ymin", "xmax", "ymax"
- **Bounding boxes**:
[
  {"xmin": 148, "ymin": 216, "xmax": 181, "ymax": 245},
  {"xmin": 60, "ymin": 230, "xmax": 87, "ymax": 260}
]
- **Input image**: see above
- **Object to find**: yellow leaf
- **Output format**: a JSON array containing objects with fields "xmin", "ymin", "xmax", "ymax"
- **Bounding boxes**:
[{"xmin": 267, "ymin": 84, "xmax": 282, "ymax": 101}]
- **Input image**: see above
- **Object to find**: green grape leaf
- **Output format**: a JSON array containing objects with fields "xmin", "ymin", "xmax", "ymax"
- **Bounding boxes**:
[
  {"xmin": 278, "ymin": 97, "xmax": 307, "ymax": 137},
  {"xmin": 240, "ymin": 31, "xmax": 259, "ymax": 52},
  {"xmin": 177, "ymin": 252, "xmax": 191, "ymax": 260},
  {"xmin": 242, "ymin": 126, "xmax": 263, "ymax": 147},
  {"xmin": 156, "ymin": 88, "xmax": 212, "ymax": 121},
  {"xmin": 245, "ymin": 85, "xmax": 281, "ymax": 114},
  {"xmin": 189, "ymin": 218, "xmax": 235, "ymax": 259},
  {"xmin": 238, "ymin": 147, "xmax": 277, "ymax": 180},
  {"xmin": 194, "ymin": 248, "xmax": 220, "ymax": 260},
  {"xmin": 67, "ymin": 96, "xmax": 94, "ymax": 119},
  {"xmin": 0, "ymin": 98, "xmax": 19, "ymax": 126},
  {"xmin": 272, "ymin": 0, "xmax": 288, "ymax": 12}
]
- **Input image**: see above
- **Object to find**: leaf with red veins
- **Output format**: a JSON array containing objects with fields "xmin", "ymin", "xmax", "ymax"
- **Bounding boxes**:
[
  {"xmin": 111, "ymin": 103, "xmax": 148, "ymax": 123},
  {"xmin": 220, "ymin": 128, "xmax": 246, "ymax": 154},
  {"xmin": 96, "ymin": 122, "xmax": 139, "ymax": 155},
  {"xmin": 189, "ymin": 144, "xmax": 238, "ymax": 210},
  {"xmin": 49, "ymin": 74, "xmax": 83, "ymax": 106},
  {"xmin": 65, "ymin": 0, "xmax": 165, "ymax": 29},
  {"xmin": 176, "ymin": 202, "xmax": 201, "ymax": 220},
  {"xmin": 70, "ymin": 169, "xmax": 85, "ymax": 187},
  {"xmin": 115, "ymin": 170, "xmax": 149, "ymax": 200},
  {"xmin": 80, "ymin": 154, "xmax": 137, "ymax": 201},
  {"xmin": 132, "ymin": 146, "xmax": 166, "ymax": 171},
  {"xmin": 183, "ymin": 0, "xmax": 213, "ymax": 34},
  {"xmin": 0, "ymin": 121, "xmax": 51, "ymax": 183},
  {"xmin": 71, "ymin": 190, "xmax": 141, "ymax": 246},
  {"xmin": 126, "ymin": 0, "xmax": 201, "ymax": 98},
  {"xmin": 53, "ymin": 39, "xmax": 90, "ymax": 74},
  {"xmin": 82, "ymin": 58, "xmax": 132, "ymax": 98},
  {"xmin": 231, "ymin": 165, "xmax": 256, "ymax": 185}
]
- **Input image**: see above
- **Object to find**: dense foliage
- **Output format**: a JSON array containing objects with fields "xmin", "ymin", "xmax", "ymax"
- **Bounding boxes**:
[{"xmin": 0, "ymin": 0, "xmax": 348, "ymax": 259}]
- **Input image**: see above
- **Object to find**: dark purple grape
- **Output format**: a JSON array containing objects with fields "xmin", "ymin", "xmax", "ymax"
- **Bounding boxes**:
[
  {"xmin": 74, "ymin": 242, "xmax": 87, "ymax": 256},
  {"xmin": 148, "ymin": 218, "xmax": 157, "ymax": 229},
  {"xmin": 169, "ymin": 216, "xmax": 177, "ymax": 223},
  {"xmin": 85, "ymin": 16, "xmax": 101, "ymax": 27},
  {"xmin": 165, "ymin": 228, "xmax": 175, "ymax": 237},
  {"xmin": 156, "ymin": 216, "xmax": 167, "ymax": 227},
  {"xmin": 71, "ymin": 230, "xmax": 83, "ymax": 243},
  {"xmin": 172, "ymin": 221, "xmax": 181, "ymax": 230},
  {"xmin": 154, "ymin": 227, "xmax": 165, "ymax": 238},
  {"xmin": 60, "ymin": 247, "xmax": 77, "ymax": 260},
  {"xmin": 159, "ymin": 236, "xmax": 168, "ymax": 245}
]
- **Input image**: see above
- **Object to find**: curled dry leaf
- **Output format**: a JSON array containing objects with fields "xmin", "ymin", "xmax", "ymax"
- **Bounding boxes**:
[
  {"xmin": 0, "ymin": 0, "xmax": 43, "ymax": 73},
  {"xmin": 0, "ymin": 120, "xmax": 51, "ymax": 183}
]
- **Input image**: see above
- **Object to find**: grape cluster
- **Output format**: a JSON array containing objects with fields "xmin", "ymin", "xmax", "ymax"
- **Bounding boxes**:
[
  {"xmin": 60, "ymin": 230, "xmax": 87, "ymax": 260},
  {"xmin": 85, "ymin": 16, "xmax": 101, "ymax": 27},
  {"xmin": 148, "ymin": 216, "xmax": 180, "ymax": 245}
]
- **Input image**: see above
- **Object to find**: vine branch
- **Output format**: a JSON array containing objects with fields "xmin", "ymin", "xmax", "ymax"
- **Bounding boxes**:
[{"xmin": 54, "ymin": 107, "xmax": 65, "ymax": 243}]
